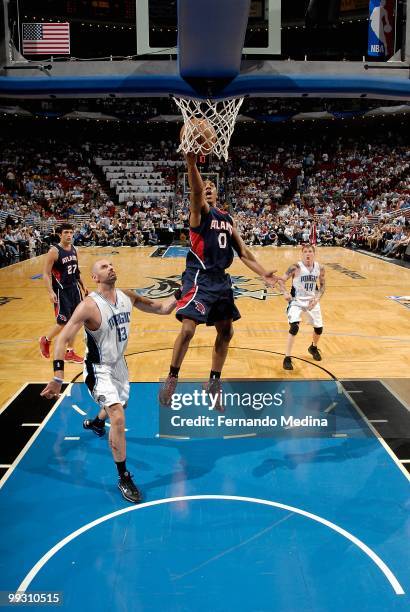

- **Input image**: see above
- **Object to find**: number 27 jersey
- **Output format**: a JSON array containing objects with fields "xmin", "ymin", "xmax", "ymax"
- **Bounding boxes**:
[
  {"xmin": 85, "ymin": 290, "xmax": 132, "ymax": 365},
  {"xmin": 52, "ymin": 244, "xmax": 79, "ymax": 290}
]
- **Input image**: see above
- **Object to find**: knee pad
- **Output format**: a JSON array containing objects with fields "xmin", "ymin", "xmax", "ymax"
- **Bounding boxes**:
[
  {"xmin": 314, "ymin": 327, "xmax": 323, "ymax": 335},
  {"xmin": 289, "ymin": 322, "xmax": 299, "ymax": 336}
]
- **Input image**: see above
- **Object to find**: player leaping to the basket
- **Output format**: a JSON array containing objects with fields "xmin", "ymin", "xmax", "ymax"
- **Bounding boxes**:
[{"xmin": 159, "ymin": 151, "xmax": 279, "ymax": 410}]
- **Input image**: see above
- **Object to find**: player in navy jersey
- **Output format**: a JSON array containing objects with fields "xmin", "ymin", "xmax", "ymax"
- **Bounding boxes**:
[
  {"xmin": 39, "ymin": 223, "xmax": 88, "ymax": 363},
  {"xmin": 159, "ymin": 152, "xmax": 279, "ymax": 409}
]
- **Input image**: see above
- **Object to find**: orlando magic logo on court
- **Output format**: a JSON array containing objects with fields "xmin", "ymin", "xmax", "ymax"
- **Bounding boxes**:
[{"xmin": 137, "ymin": 275, "xmax": 281, "ymax": 301}]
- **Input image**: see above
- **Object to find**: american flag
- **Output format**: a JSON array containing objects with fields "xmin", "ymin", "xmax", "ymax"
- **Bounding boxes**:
[{"xmin": 22, "ymin": 23, "xmax": 70, "ymax": 55}]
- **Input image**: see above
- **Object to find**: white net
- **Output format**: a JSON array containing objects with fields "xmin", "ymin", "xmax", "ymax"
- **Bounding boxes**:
[{"xmin": 173, "ymin": 96, "xmax": 244, "ymax": 161}]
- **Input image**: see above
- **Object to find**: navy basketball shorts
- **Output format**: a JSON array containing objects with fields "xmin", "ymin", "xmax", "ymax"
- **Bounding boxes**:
[
  {"xmin": 54, "ymin": 284, "xmax": 82, "ymax": 325},
  {"xmin": 176, "ymin": 268, "xmax": 241, "ymax": 326}
]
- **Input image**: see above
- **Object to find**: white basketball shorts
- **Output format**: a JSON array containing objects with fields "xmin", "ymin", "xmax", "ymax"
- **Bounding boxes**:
[
  {"xmin": 287, "ymin": 299, "xmax": 323, "ymax": 328},
  {"xmin": 84, "ymin": 358, "xmax": 129, "ymax": 409}
]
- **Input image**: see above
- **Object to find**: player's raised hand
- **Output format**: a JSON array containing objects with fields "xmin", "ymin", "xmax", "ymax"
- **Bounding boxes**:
[{"xmin": 40, "ymin": 379, "xmax": 62, "ymax": 400}]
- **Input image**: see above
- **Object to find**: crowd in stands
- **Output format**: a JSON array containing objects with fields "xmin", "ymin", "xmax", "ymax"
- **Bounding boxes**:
[
  {"xmin": 1, "ymin": 128, "xmax": 409, "ymax": 268},
  {"xmin": 8, "ymin": 96, "xmax": 407, "ymax": 123}
]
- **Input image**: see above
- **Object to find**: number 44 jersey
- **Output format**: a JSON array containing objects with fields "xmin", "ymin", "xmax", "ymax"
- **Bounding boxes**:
[
  {"xmin": 85, "ymin": 290, "xmax": 132, "ymax": 365},
  {"xmin": 292, "ymin": 261, "xmax": 321, "ymax": 303}
]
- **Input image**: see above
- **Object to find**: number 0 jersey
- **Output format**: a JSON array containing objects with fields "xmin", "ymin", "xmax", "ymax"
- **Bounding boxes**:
[
  {"xmin": 84, "ymin": 290, "xmax": 132, "ymax": 365},
  {"xmin": 187, "ymin": 207, "xmax": 236, "ymax": 272},
  {"xmin": 291, "ymin": 261, "xmax": 321, "ymax": 302},
  {"xmin": 51, "ymin": 244, "xmax": 80, "ymax": 290}
]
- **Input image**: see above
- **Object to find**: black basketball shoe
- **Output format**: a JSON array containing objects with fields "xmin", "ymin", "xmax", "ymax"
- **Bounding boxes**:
[
  {"xmin": 283, "ymin": 356, "xmax": 294, "ymax": 371},
  {"xmin": 118, "ymin": 472, "xmax": 142, "ymax": 503},
  {"xmin": 308, "ymin": 345, "xmax": 322, "ymax": 361},
  {"xmin": 83, "ymin": 418, "xmax": 106, "ymax": 437}
]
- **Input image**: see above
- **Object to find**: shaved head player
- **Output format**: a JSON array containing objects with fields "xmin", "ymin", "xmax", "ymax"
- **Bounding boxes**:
[{"xmin": 41, "ymin": 259, "xmax": 178, "ymax": 503}]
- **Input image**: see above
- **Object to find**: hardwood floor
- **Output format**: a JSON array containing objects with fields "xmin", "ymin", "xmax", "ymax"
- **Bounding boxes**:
[{"xmin": 0, "ymin": 246, "xmax": 409, "ymax": 408}]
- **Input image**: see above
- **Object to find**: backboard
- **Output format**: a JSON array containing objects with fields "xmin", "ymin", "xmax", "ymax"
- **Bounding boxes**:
[{"xmin": 136, "ymin": 0, "xmax": 281, "ymax": 57}]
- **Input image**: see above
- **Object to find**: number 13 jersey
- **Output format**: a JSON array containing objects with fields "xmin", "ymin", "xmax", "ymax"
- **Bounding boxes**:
[{"xmin": 85, "ymin": 290, "xmax": 132, "ymax": 365}]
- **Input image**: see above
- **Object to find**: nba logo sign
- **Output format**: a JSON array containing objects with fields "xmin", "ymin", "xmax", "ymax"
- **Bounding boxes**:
[
  {"xmin": 368, "ymin": 0, "xmax": 394, "ymax": 57},
  {"xmin": 194, "ymin": 301, "xmax": 206, "ymax": 315}
]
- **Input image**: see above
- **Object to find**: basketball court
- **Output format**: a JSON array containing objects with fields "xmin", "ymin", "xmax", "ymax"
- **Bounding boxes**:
[
  {"xmin": 1, "ymin": 0, "xmax": 410, "ymax": 609},
  {"xmin": 0, "ymin": 246, "xmax": 409, "ymax": 610}
]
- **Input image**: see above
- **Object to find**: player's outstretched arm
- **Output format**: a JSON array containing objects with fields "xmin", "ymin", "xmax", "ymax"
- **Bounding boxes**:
[
  {"xmin": 232, "ymin": 227, "xmax": 279, "ymax": 287},
  {"xmin": 40, "ymin": 300, "xmax": 92, "ymax": 399},
  {"xmin": 186, "ymin": 152, "xmax": 209, "ymax": 226},
  {"xmin": 124, "ymin": 290, "xmax": 178, "ymax": 315}
]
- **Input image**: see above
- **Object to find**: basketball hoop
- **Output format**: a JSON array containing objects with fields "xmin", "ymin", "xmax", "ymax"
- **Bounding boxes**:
[{"xmin": 173, "ymin": 96, "xmax": 244, "ymax": 161}]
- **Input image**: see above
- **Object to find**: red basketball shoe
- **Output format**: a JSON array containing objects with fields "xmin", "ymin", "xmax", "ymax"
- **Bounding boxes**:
[
  {"xmin": 39, "ymin": 336, "xmax": 51, "ymax": 359},
  {"xmin": 65, "ymin": 349, "xmax": 83, "ymax": 364}
]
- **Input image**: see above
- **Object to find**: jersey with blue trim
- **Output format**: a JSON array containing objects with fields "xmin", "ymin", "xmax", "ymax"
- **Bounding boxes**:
[
  {"xmin": 84, "ymin": 290, "xmax": 132, "ymax": 365},
  {"xmin": 51, "ymin": 244, "xmax": 79, "ymax": 290},
  {"xmin": 187, "ymin": 207, "xmax": 235, "ymax": 272},
  {"xmin": 291, "ymin": 261, "xmax": 320, "ymax": 301}
]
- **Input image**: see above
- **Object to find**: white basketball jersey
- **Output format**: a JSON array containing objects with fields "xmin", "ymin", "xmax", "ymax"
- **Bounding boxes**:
[
  {"xmin": 85, "ymin": 289, "xmax": 132, "ymax": 365},
  {"xmin": 292, "ymin": 261, "xmax": 320, "ymax": 301}
]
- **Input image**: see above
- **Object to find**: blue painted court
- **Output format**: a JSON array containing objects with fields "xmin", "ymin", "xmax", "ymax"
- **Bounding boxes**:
[
  {"xmin": 0, "ymin": 381, "xmax": 409, "ymax": 611},
  {"xmin": 163, "ymin": 246, "xmax": 238, "ymax": 259},
  {"xmin": 163, "ymin": 245, "xmax": 189, "ymax": 258}
]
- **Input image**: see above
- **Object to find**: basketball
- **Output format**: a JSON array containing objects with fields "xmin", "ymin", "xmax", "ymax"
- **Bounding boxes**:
[{"xmin": 180, "ymin": 118, "xmax": 217, "ymax": 155}]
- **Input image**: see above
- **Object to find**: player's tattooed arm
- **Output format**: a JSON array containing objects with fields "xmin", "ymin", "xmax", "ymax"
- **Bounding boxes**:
[
  {"xmin": 283, "ymin": 264, "xmax": 299, "ymax": 280},
  {"xmin": 126, "ymin": 291, "xmax": 177, "ymax": 315},
  {"xmin": 308, "ymin": 265, "xmax": 325, "ymax": 310},
  {"xmin": 278, "ymin": 264, "xmax": 298, "ymax": 301},
  {"xmin": 317, "ymin": 265, "xmax": 326, "ymax": 299}
]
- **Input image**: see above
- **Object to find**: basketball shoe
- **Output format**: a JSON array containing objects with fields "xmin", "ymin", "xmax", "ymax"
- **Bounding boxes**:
[
  {"xmin": 308, "ymin": 345, "xmax": 322, "ymax": 361},
  {"xmin": 83, "ymin": 418, "xmax": 106, "ymax": 437},
  {"xmin": 159, "ymin": 374, "xmax": 178, "ymax": 406},
  {"xmin": 39, "ymin": 336, "xmax": 51, "ymax": 359},
  {"xmin": 283, "ymin": 356, "xmax": 294, "ymax": 370},
  {"xmin": 118, "ymin": 472, "xmax": 142, "ymax": 503},
  {"xmin": 65, "ymin": 349, "xmax": 83, "ymax": 364},
  {"xmin": 203, "ymin": 378, "xmax": 224, "ymax": 412}
]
